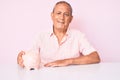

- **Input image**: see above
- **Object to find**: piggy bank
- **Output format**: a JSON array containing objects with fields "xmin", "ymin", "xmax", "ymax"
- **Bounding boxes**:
[{"xmin": 22, "ymin": 50, "xmax": 40, "ymax": 70}]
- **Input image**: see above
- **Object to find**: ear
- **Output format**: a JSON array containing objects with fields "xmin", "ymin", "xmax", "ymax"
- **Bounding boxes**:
[{"xmin": 51, "ymin": 12, "xmax": 54, "ymax": 20}]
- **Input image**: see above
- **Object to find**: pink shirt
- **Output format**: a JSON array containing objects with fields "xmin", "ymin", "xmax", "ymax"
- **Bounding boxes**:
[{"xmin": 32, "ymin": 29, "xmax": 96, "ymax": 65}]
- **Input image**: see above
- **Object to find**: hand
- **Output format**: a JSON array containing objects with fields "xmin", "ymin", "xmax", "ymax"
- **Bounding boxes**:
[
  {"xmin": 17, "ymin": 51, "xmax": 25, "ymax": 68},
  {"xmin": 44, "ymin": 59, "xmax": 72, "ymax": 67}
]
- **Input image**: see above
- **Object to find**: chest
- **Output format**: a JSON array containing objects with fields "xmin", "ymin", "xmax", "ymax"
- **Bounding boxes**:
[{"xmin": 40, "ymin": 36, "xmax": 80, "ymax": 60}]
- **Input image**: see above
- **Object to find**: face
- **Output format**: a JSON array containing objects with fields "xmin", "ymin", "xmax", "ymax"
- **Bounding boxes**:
[{"xmin": 51, "ymin": 3, "xmax": 73, "ymax": 31}]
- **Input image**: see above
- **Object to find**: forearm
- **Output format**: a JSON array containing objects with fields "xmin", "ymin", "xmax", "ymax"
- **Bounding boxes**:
[
  {"xmin": 67, "ymin": 51, "xmax": 101, "ymax": 65},
  {"xmin": 44, "ymin": 51, "xmax": 100, "ymax": 67}
]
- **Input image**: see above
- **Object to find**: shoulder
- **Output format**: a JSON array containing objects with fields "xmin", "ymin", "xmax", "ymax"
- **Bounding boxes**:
[
  {"xmin": 33, "ymin": 31, "xmax": 49, "ymax": 41},
  {"xmin": 37, "ymin": 30, "xmax": 51, "ymax": 37},
  {"xmin": 69, "ymin": 29, "xmax": 85, "ymax": 37}
]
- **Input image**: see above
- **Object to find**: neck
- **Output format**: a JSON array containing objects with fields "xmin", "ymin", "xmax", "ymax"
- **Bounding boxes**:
[
  {"xmin": 53, "ymin": 27, "xmax": 67, "ymax": 36},
  {"xmin": 53, "ymin": 27, "xmax": 68, "ymax": 44}
]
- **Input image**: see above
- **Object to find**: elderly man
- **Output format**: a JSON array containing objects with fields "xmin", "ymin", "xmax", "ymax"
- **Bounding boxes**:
[{"xmin": 17, "ymin": 1, "xmax": 100, "ymax": 70}]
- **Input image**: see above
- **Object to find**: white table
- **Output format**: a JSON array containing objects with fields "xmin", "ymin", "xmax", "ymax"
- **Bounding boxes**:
[{"xmin": 1, "ymin": 63, "xmax": 120, "ymax": 80}]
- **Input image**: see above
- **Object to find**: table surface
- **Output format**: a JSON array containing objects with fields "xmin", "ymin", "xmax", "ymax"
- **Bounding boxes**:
[{"xmin": 1, "ymin": 63, "xmax": 120, "ymax": 80}]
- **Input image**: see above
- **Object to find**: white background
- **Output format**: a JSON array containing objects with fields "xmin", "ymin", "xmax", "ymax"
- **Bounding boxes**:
[{"xmin": 0, "ymin": 0, "xmax": 120, "ymax": 64}]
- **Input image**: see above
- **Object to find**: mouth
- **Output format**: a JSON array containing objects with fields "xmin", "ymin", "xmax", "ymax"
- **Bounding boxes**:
[{"xmin": 57, "ymin": 21, "xmax": 65, "ymax": 24}]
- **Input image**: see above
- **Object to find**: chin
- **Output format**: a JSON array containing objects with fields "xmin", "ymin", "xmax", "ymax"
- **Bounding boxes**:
[{"xmin": 57, "ymin": 25, "xmax": 65, "ymax": 29}]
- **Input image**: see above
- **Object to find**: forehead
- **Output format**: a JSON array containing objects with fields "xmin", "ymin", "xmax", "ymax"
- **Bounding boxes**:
[{"xmin": 54, "ymin": 3, "xmax": 71, "ymax": 12}]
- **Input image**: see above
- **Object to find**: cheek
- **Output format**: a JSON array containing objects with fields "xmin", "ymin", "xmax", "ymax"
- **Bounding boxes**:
[
  {"xmin": 65, "ymin": 19, "xmax": 71, "ymax": 24},
  {"xmin": 52, "ymin": 17, "xmax": 58, "ymax": 23},
  {"xmin": 53, "ymin": 15, "xmax": 58, "ymax": 19},
  {"xmin": 68, "ymin": 18, "xmax": 72, "ymax": 23}
]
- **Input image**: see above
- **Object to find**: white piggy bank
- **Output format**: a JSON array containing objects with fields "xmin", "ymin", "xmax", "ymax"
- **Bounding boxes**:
[{"xmin": 22, "ymin": 50, "xmax": 40, "ymax": 70}]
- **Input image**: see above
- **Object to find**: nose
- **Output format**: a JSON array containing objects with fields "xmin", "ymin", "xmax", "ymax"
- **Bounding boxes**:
[{"xmin": 59, "ymin": 14, "xmax": 64, "ymax": 20}]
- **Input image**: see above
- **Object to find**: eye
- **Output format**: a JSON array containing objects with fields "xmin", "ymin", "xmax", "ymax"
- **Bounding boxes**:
[
  {"xmin": 64, "ymin": 13, "xmax": 70, "ymax": 16},
  {"xmin": 56, "ymin": 12, "xmax": 61, "ymax": 15}
]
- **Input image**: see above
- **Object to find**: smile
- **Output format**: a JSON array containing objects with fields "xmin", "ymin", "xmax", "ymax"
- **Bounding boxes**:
[{"xmin": 57, "ymin": 21, "xmax": 65, "ymax": 24}]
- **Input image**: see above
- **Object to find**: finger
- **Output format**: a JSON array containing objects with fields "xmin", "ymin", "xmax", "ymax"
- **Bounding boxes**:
[
  {"xmin": 18, "ymin": 51, "xmax": 25, "ymax": 57},
  {"xmin": 17, "ymin": 51, "xmax": 25, "ymax": 65},
  {"xmin": 19, "ymin": 59, "xmax": 24, "ymax": 68},
  {"xmin": 44, "ymin": 63, "xmax": 58, "ymax": 67},
  {"xmin": 19, "ymin": 56, "xmax": 25, "ymax": 68},
  {"xmin": 19, "ymin": 63, "xmax": 25, "ymax": 68},
  {"xmin": 44, "ymin": 63, "xmax": 51, "ymax": 67}
]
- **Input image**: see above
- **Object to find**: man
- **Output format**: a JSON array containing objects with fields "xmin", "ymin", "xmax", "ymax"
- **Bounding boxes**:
[{"xmin": 17, "ymin": 1, "xmax": 100, "ymax": 69}]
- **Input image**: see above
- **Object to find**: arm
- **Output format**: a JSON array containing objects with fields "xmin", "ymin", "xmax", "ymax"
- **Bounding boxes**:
[
  {"xmin": 44, "ymin": 51, "xmax": 100, "ymax": 67},
  {"xmin": 70, "ymin": 51, "xmax": 100, "ymax": 65}
]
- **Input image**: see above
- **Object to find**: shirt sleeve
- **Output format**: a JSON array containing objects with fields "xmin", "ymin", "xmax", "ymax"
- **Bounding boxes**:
[
  {"xmin": 30, "ymin": 33, "xmax": 42, "ymax": 55},
  {"xmin": 79, "ymin": 33, "xmax": 96, "ymax": 55}
]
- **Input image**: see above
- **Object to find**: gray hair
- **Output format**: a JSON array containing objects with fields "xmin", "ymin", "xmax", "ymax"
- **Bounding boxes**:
[{"xmin": 52, "ymin": 1, "xmax": 73, "ymax": 15}]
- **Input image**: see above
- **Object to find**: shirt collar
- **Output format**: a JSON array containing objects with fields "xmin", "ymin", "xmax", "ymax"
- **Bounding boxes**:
[{"xmin": 49, "ymin": 28, "xmax": 71, "ymax": 37}]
